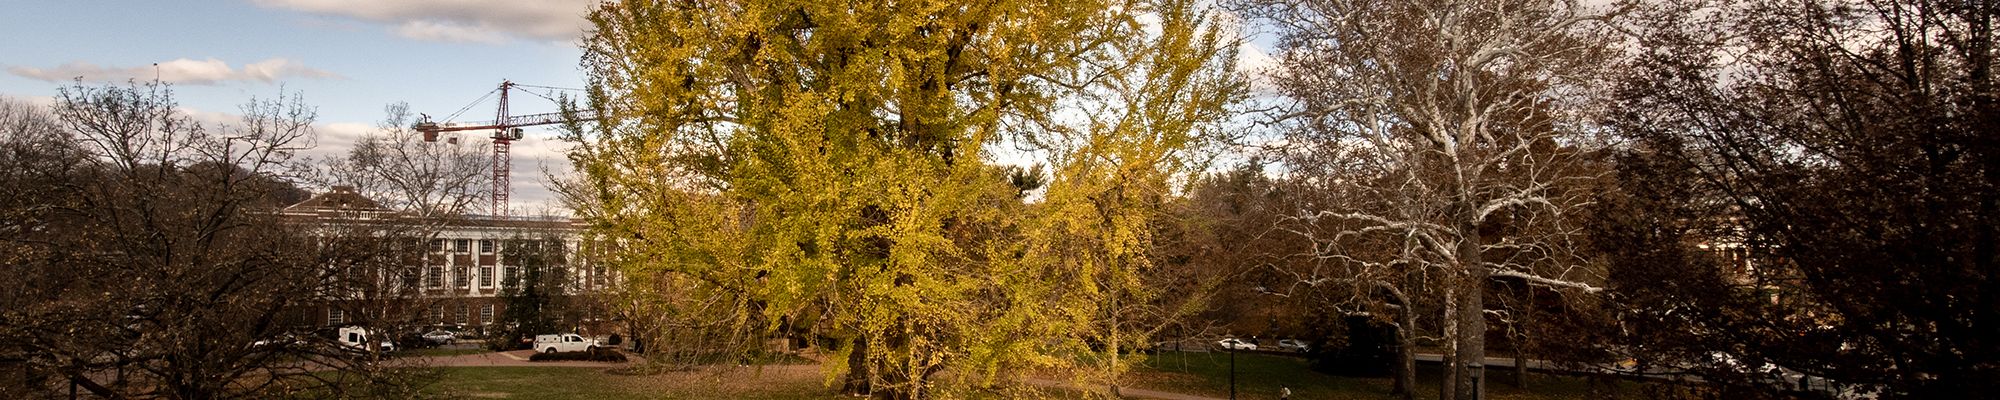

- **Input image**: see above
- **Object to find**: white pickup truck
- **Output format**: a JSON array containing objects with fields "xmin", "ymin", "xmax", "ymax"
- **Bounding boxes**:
[{"xmin": 534, "ymin": 333, "xmax": 599, "ymax": 353}]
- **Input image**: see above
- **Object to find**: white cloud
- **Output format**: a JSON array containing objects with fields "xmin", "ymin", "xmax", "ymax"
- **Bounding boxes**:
[
  {"xmin": 1238, "ymin": 41, "xmax": 1282, "ymax": 91},
  {"xmin": 175, "ymin": 106, "xmax": 245, "ymax": 128},
  {"xmin": 242, "ymin": 59, "xmax": 342, "ymax": 82},
  {"xmin": 394, "ymin": 20, "xmax": 509, "ymax": 44},
  {"xmin": 1, "ymin": 95, "xmax": 58, "ymax": 110},
  {"xmin": 251, "ymin": 0, "xmax": 596, "ymax": 44},
  {"xmin": 304, "ymin": 121, "xmax": 377, "ymax": 158},
  {"xmin": 7, "ymin": 58, "xmax": 343, "ymax": 86}
]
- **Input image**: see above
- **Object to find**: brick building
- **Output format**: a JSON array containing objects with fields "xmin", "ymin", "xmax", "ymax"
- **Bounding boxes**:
[{"xmin": 280, "ymin": 186, "xmax": 615, "ymax": 335}]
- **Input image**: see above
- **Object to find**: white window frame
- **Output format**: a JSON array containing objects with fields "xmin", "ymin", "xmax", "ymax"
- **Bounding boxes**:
[{"xmin": 426, "ymin": 266, "xmax": 444, "ymax": 289}]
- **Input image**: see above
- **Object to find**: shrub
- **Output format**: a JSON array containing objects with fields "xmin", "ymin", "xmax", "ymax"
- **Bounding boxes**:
[
  {"xmin": 528, "ymin": 348, "xmax": 628, "ymax": 362},
  {"xmin": 486, "ymin": 334, "xmax": 528, "ymax": 352},
  {"xmin": 1312, "ymin": 315, "xmax": 1397, "ymax": 377}
]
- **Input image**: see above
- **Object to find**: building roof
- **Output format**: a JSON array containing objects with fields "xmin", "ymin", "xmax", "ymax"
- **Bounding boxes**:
[
  {"xmin": 280, "ymin": 186, "xmax": 582, "ymax": 230},
  {"xmin": 284, "ymin": 185, "xmax": 389, "ymax": 213}
]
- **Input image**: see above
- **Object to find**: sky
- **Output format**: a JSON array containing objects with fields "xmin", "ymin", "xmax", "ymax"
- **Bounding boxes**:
[{"xmin": 0, "ymin": 0, "xmax": 599, "ymax": 212}]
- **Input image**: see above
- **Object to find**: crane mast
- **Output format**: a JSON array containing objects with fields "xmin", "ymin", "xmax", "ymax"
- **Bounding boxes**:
[{"xmin": 412, "ymin": 80, "xmax": 592, "ymax": 216}]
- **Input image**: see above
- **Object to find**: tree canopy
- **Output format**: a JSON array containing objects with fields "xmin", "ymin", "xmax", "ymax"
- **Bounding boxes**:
[{"xmin": 564, "ymin": 0, "xmax": 1244, "ymax": 397}]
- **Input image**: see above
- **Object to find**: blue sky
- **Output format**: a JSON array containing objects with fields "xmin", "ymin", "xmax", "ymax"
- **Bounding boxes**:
[{"xmin": 1, "ymin": 0, "xmax": 598, "ymax": 211}]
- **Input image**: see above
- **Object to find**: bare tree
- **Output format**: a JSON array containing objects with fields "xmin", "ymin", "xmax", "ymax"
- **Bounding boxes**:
[
  {"xmin": 1602, "ymin": 0, "xmax": 2000, "ymax": 396},
  {"xmin": 1243, "ymin": 0, "xmax": 1622, "ymax": 397},
  {"xmin": 0, "ymin": 82, "xmax": 436, "ymax": 399},
  {"xmin": 318, "ymin": 102, "xmax": 491, "ymax": 220}
]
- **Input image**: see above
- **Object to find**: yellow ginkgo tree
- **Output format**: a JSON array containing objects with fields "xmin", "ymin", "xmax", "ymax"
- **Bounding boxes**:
[{"xmin": 560, "ymin": 0, "xmax": 1244, "ymax": 397}]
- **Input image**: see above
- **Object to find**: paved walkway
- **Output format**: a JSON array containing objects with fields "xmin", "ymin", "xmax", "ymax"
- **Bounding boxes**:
[
  {"xmin": 416, "ymin": 349, "xmax": 634, "ymax": 368},
  {"xmin": 1413, "ymin": 353, "xmax": 1567, "ymax": 371},
  {"xmin": 1022, "ymin": 378, "xmax": 1224, "ymax": 400}
]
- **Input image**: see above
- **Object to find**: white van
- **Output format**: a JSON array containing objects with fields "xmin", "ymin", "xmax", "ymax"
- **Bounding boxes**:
[
  {"xmin": 533, "ymin": 333, "xmax": 598, "ymax": 353},
  {"xmin": 337, "ymin": 326, "xmax": 395, "ymax": 353}
]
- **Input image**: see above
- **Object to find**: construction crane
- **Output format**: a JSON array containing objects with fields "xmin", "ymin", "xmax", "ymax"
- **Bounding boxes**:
[{"xmin": 413, "ymin": 80, "xmax": 593, "ymax": 216}]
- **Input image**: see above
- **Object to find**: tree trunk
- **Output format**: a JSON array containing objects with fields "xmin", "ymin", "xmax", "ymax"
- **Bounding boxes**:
[
  {"xmin": 842, "ymin": 336, "xmax": 871, "ymax": 397},
  {"xmin": 1456, "ymin": 278, "xmax": 1488, "ymax": 400},
  {"xmin": 1440, "ymin": 285, "xmax": 1458, "ymax": 400},
  {"xmin": 1109, "ymin": 294, "xmax": 1121, "ymax": 397},
  {"xmin": 1454, "ymin": 211, "xmax": 1488, "ymax": 400},
  {"xmin": 1513, "ymin": 287, "xmax": 1532, "ymax": 388},
  {"xmin": 1394, "ymin": 306, "xmax": 1418, "ymax": 400},
  {"xmin": 1453, "ymin": 279, "xmax": 1487, "ymax": 400},
  {"xmin": 1378, "ymin": 280, "xmax": 1417, "ymax": 400},
  {"xmin": 1511, "ymin": 335, "xmax": 1528, "ymax": 388}
]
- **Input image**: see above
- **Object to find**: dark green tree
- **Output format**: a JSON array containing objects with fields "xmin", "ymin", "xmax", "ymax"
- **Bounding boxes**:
[{"xmin": 490, "ymin": 236, "xmax": 573, "ymax": 351}]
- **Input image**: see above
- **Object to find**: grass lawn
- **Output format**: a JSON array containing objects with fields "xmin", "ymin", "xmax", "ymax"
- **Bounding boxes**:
[
  {"xmin": 431, "ymin": 365, "xmax": 1099, "ymax": 399},
  {"xmin": 1127, "ymin": 351, "xmax": 1639, "ymax": 400},
  {"xmin": 431, "ymin": 366, "xmax": 843, "ymax": 400},
  {"xmin": 428, "ymin": 354, "xmax": 1637, "ymax": 399}
]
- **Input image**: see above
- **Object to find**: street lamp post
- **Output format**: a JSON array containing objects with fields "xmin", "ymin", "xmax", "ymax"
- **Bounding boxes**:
[{"xmin": 1469, "ymin": 361, "xmax": 1485, "ymax": 400}]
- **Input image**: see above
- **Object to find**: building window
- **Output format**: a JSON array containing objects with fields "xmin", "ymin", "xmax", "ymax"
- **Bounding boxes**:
[
  {"xmin": 479, "ymin": 239, "xmax": 495, "ymax": 254},
  {"xmin": 327, "ymin": 308, "xmax": 345, "ymax": 325},
  {"xmin": 480, "ymin": 304, "xmax": 495, "ymax": 324},
  {"xmin": 430, "ymin": 239, "xmax": 445, "ymax": 253},
  {"xmin": 435, "ymin": 306, "xmax": 447, "ymax": 323},
  {"xmin": 427, "ymin": 266, "xmax": 444, "ymax": 289},
  {"xmin": 453, "ymin": 266, "xmax": 469, "ymax": 288},
  {"xmin": 592, "ymin": 266, "xmax": 607, "ymax": 287},
  {"xmin": 456, "ymin": 304, "xmax": 469, "ymax": 324},
  {"xmin": 454, "ymin": 239, "xmax": 472, "ymax": 253},
  {"xmin": 479, "ymin": 266, "xmax": 494, "ymax": 288},
  {"xmin": 503, "ymin": 266, "xmax": 518, "ymax": 287}
]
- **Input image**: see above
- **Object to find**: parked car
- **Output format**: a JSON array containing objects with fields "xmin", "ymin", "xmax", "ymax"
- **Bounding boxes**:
[
  {"xmin": 1278, "ymin": 339, "xmax": 1311, "ymax": 353},
  {"xmin": 251, "ymin": 333, "xmax": 308, "ymax": 348},
  {"xmin": 534, "ymin": 333, "xmax": 600, "ymax": 353},
  {"xmin": 1216, "ymin": 338, "xmax": 1257, "ymax": 351},
  {"xmin": 337, "ymin": 326, "xmax": 395, "ymax": 353},
  {"xmin": 422, "ymin": 330, "xmax": 457, "ymax": 345}
]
